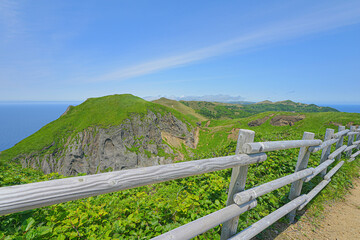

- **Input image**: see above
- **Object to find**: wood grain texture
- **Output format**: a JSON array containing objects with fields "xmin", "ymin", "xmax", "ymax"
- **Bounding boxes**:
[
  {"xmin": 298, "ymin": 179, "xmax": 331, "ymax": 211},
  {"xmin": 345, "ymin": 144, "xmax": 358, "ymax": 152},
  {"xmin": 333, "ymin": 129, "xmax": 349, "ymax": 138},
  {"xmin": 328, "ymin": 145, "xmax": 347, "ymax": 159},
  {"xmin": 221, "ymin": 129, "xmax": 255, "ymax": 240},
  {"xmin": 324, "ymin": 161, "xmax": 344, "ymax": 180},
  {"xmin": 304, "ymin": 159, "xmax": 335, "ymax": 182},
  {"xmin": 152, "ymin": 200, "xmax": 257, "ymax": 240},
  {"xmin": 288, "ymin": 132, "xmax": 314, "ymax": 222},
  {"xmin": 230, "ymin": 195, "xmax": 308, "ymax": 240},
  {"xmin": 233, "ymin": 168, "xmax": 313, "ymax": 205},
  {"xmin": 335, "ymin": 126, "xmax": 346, "ymax": 161},
  {"xmin": 0, "ymin": 153, "xmax": 267, "ymax": 216},
  {"xmin": 308, "ymin": 138, "xmax": 338, "ymax": 153},
  {"xmin": 319, "ymin": 128, "xmax": 335, "ymax": 176},
  {"xmin": 346, "ymin": 126, "xmax": 356, "ymax": 157},
  {"xmin": 242, "ymin": 139, "xmax": 322, "ymax": 154},
  {"xmin": 346, "ymin": 131, "xmax": 358, "ymax": 136},
  {"xmin": 350, "ymin": 150, "xmax": 360, "ymax": 158}
]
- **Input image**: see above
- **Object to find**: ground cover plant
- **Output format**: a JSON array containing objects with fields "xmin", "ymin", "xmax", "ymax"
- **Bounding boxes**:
[{"xmin": 1, "ymin": 111, "xmax": 359, "ymax": 239}]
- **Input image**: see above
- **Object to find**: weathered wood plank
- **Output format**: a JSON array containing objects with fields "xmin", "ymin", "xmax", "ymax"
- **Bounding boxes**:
[
  {"xmin": 233, "ymin": 168, "xmax": 313, "ymax": 205},
  {"xmin": 352, "ymin": 140, "xmax": 360, "ymax": 145},
  {"xmin": 345, "ymin": 144, "xmax": 358, "ymax": 152},
  {"xmin": 324, "ymin": 161, "xmax": 344, "ymax": 180},
  {"xmin": 242, "ymin": 139, "xmax": 322, "ymax": 154},
  {"xmin": 319, "ymin": 128, "xmax": 334, "ymax": 176},
  {"xmin": 0, "ymin": 153, "xmax": 267, "ymax": 216},
  {"xmin": 288, "ymin": 132, "xmax": 314, "ymax": 222},
  {"xmin": 349, "ymin": 157, "xmax": 355, "ymax": 162},
  {"xmin": 350, "ymin": 150, "xmax": 360, "ymax": 158},
  {"xmin": 346, "ymin": 131, "xmax": 358, "ymax": 136},
  {"xmin": 304, "ymin": 159, "xmax": 335, "ymax": 182},
  {"xmin": 308, "ymin": 138, "xmax": 338, "ymax": 153},
  {"xmin": 328, "ymin": 145, "xmax": 347, "ymax": 159},
  {"xmin": 346, "ymin": 126, "xmax": 356, "ymax": 157},
  {"xmin": 152, "ymin": 200, "xmax": 257, "ymax": 240},
  {"xmin": 221, "ymin": 129, "xmax": 255, "ymax": 239},
  {"xmin": 229, "ymin": 195, "xmax": 308, "ymax": 240},
  {"xmin": 335, "ymin": 126, "xmax": 346, "ymax": 161},
  {"xmin": 298, "ymin": 180, "xmax": 331, "ymax": 210},
  {"xmin": 333, "ymin": 129, "xmax": 349, "ymax": 138},
  {"xmin": 356, "ymin": 127, "xmax": 360, "ymax": 150}
]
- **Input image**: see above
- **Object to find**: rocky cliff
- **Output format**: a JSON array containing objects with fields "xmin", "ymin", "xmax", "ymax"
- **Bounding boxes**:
[{"xmin": 16, "ymin": 111, "xmax": 196, "ymax": 176}]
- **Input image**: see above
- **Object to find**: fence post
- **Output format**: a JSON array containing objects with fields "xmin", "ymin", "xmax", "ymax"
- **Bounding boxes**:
[
  {"xmin": 335, "ymin": 126, "xmax": 346, "ymax": 160},
  {"xmin": 346, "ymin": 126, "xmax": 356, "ymax": 157},
  {"xmin": 320, "ymin": 128, "xmax": 334, "ymax": 177},
  {"xmin": 220, "ymin": 129, "xmax": 255, "ymax": 240},
  {"xmin": 356, "ymin": 126, "xmax": 360, "ymax": 150},
  {"xmin": 288, "ymin": 132, "xmax": 314, "ymax": 222}
]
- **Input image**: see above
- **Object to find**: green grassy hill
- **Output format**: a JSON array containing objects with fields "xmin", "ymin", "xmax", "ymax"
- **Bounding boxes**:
[
  {"xmin": 0, "ymin": 95, "xmax": 359, "ymax": 239},
  {"xmin": 152, "ymin": 97, "xmax": 207, "ymax": 122},
  {"xmin": 0, "ymin": 94, "xmax": 197, "ymax": 164},
  {"xmin": 179, "ymin": 99, "xmax": 338, "ymax": 120}
]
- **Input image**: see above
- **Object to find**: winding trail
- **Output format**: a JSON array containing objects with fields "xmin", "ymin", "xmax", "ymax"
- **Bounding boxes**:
[{"xmin": 274, "ymin": 177, "xmax": 360, "ymax": 240}]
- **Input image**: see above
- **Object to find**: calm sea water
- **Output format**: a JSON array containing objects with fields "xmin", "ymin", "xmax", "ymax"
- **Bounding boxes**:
[
  {"xmin": 0, "ymin": 102, "xmax": 359, "ymax": 152},
  {"xmin": 325, "ymin": 104, "xmax": 360, "ymax": 114},
  {"xmin": 0, "ymin": 102, "xmax": 80, "ymax": 151}
]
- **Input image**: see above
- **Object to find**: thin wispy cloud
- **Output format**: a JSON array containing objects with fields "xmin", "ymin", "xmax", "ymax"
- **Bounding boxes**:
[
  {"xmin": 0, "ymin": 0, "xmax": 22, "ymax": 40},
  {"xmin": 87, "ymin": 2, "xmax": 360, "ymax": 83}
]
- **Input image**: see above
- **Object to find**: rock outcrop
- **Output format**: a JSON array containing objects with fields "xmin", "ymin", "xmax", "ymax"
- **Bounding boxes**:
[{"xmin": 18, "ymin": 111, "xmax": 195, "ymax": 176}]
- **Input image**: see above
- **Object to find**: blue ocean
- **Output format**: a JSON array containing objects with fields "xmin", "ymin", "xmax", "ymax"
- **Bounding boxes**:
[
  {"xmin": 0, "ymin": 102, "xmax": 359, "ymax": 152},
  {"xmin": 0, "ymin": 102, "xmax": 80, "ymax": 151}
]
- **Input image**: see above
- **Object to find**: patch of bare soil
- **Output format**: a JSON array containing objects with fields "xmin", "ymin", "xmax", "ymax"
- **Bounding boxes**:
[
  {"xmin": 194, "ymin": 127, "xmax": 200, "ymax": 148},
  {"xmin": 328, "ymin": 121, "xmax": 359, "ymax": 128},
  {"xmin": 161, "ymin": 132, "xmax": 185, "ymax": 148},
  {"xmin": 264, "ymin": 177, "xmax": 360, "ymax": 240},
  {"xmin": 248, "ymin": 116, "xmax": 270, "ymax": 127},
  {"xmin": 228, "ymin": 128, "xmax": 240, "ymax": 141},
  {"xmin": 270, "ymin": 115, "xmax": 305, "ymax": 126},
  {"xmin": 205, "ymin": 120, "xmax": 211, "ymax": 127}
]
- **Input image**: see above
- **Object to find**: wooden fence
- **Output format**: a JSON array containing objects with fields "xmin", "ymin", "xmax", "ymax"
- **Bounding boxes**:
[{"xmin": 1, "ymin": 125, "xmax": 360, "ymax": 239}]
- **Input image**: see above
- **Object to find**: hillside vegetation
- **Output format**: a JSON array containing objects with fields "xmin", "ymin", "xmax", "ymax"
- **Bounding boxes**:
[
  {"xmin": 179, "ymin": 99, "xmax": 338, "ymax": 120},
  {"xmin": 0, "ymin": 94, "xmax": 197, "ymax": 165},
  {"xmin": 0, "ymin": 95, "xmax": 359, "ymax": 239},
  {"xmin": 153, "ymin": 98, "xmax": 207, "ymax": 122}
]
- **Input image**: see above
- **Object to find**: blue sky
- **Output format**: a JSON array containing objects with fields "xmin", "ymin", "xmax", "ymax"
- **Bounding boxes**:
[{"xmin": 1, "ymin": 0, "xmax": 360, "ymax": 104}]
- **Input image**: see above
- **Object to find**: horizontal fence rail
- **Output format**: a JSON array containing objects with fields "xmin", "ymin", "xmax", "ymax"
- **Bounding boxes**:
[
  {"xmin": 1, "ymin": 124, "xmax": 359, "ymax": 240},
  {"xmin": 233, "ymin": 168, "xmax": 314, "ymax": 205},
  {"xmin": 242, "ymin": 140, "xmax": 322, "ymax": 154},
  {"xmin": 304, "ymin": 159, "xmax": 335, "ymax": 182},
  {"xmin": 333, "ymin": 129, "xmax": 350, "ymax": 138},
  {"xmin": 229, "ymin": 195, "xmax": 308, "ymax": 240},
  {"xmin": 0, "ymin": 153, "xmax": 266, "ymax": 216},
  {"xmin": 153, "ymin": 200, "xmax": 257, "ymax": 240},
  {"xmin": 324, "ymin": 161, "xmax": 344, "ymax": 180},
  {"xmin": 309, "ymin": 138, "xmax": 339, "ymax": 153},
  {"xmin": 328, "ymin": 145, "xmax": 347, "ymax": 159}
]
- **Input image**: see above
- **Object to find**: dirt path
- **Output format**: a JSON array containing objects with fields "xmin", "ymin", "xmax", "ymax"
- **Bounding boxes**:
[{"xmin": 274, "ymin": 177, "xmax": 360, "ymax": 240}]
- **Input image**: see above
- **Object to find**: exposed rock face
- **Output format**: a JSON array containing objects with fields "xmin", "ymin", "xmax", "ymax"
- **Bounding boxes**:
[
  {"xmin": 19, "ymin": 111, "xmax": 195, "ymax": 176},
  {"xmin": 248, "ymin": 116, "xmax": 270, "ymax": 127},
  {"xmin": 270, "ymin": 115, "xmax": 305, "ymax": 126}
]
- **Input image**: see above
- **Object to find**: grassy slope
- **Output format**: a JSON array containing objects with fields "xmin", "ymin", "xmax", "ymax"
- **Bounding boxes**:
[
  {"xmin": 181, "ymin": 99, "xmax": 338, "ymax": 120},
  {"xmin": 152, "ymin": 98, "xmax": 207, "ymax": 122},
  {"xmin": 194, "ymin": 111, "xmax": 360, "ymax": 155},
  {"xmin": 1, "ymin": 111, "xmax": 360, "ymax": 239},
  {"xmin": 0, "ymin": 94, "xmax": 197, "ymax": 163}
]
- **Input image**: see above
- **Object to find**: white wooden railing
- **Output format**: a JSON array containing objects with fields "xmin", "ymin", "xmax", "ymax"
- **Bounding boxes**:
[{"xmin": 0, "ymin": 125, "xmax": 359, "ymax": 239}]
